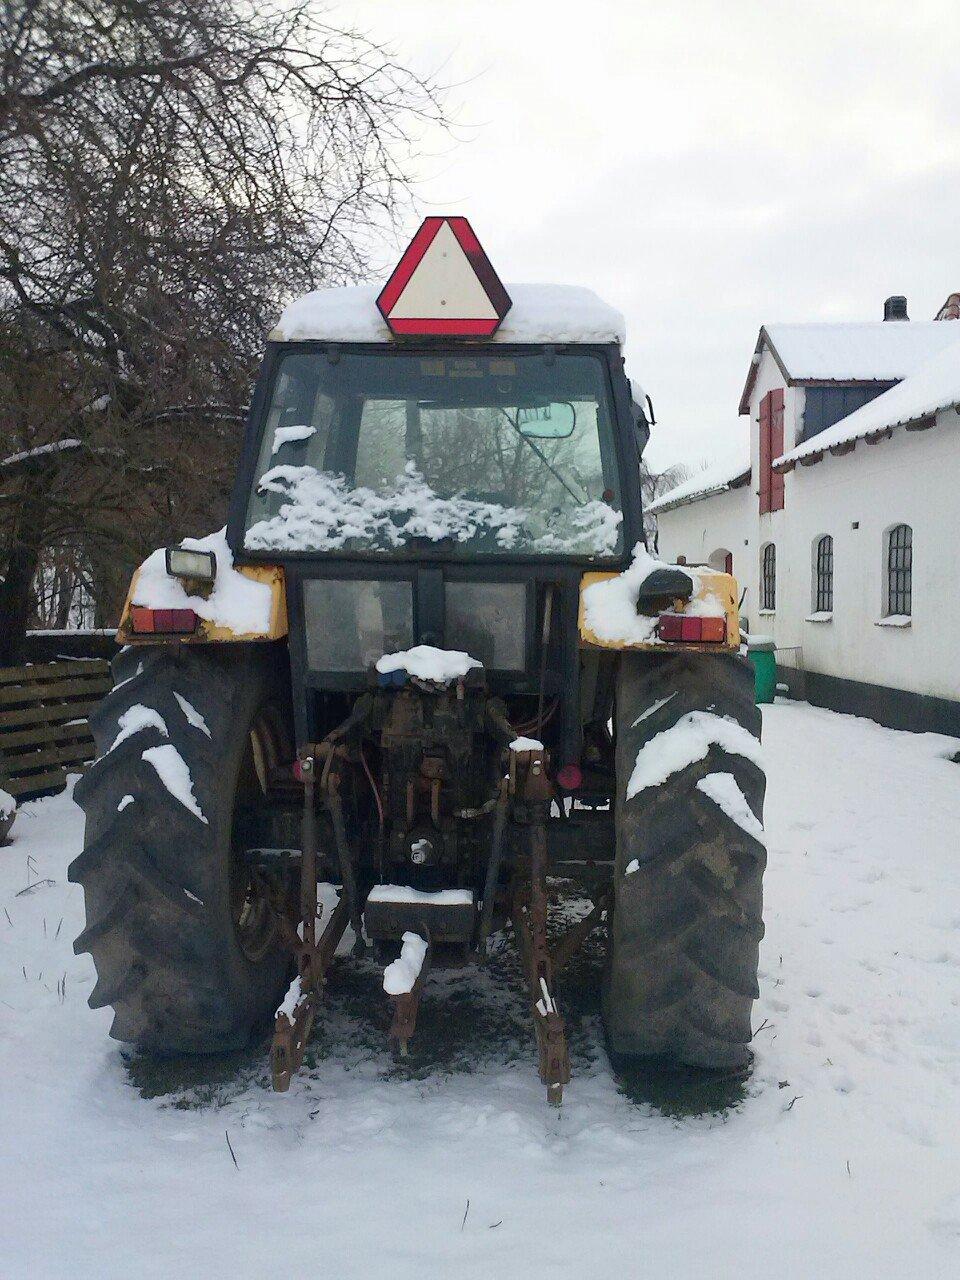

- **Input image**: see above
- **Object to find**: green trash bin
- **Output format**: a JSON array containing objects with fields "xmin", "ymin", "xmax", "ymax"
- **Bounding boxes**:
[{"xmin": 746, "ymin": 635, "xmax": 777, "ymax": 705}]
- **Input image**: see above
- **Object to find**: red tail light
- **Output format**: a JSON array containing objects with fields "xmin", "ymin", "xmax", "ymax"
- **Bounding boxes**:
[
  {"xmin": 699, "ymin": 616, "xmax": 727, "ymax": 643},
  {"xmin": 657, "ymin": 612, "xmax": 684, "ymax": 641},
  {"xmin": 556, "ymin": 763, "xmax": 583, "ymax": 791},
  {"xmin": 657, "ymin": 613, "xmax": 726, "ymax": 644},
  {"xmin": 130, "ymin": 606, "xmax": 198, "ymax": 635}
]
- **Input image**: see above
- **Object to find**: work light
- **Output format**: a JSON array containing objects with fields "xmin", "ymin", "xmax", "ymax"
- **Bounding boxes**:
[{"xmin": 165, "ymin": 546, "xmax": 217, "ymax": 584}]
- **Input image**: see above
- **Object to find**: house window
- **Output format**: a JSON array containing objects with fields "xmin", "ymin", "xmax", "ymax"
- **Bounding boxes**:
[
  {"xmin": 815, "ymin": 535, "xmax": 833, "ymax": 612},
  {"xmin": 886, "ymin": 524, "xmax": 912, "ymax": 616},
  {"xmin": 801, "ymin": 384, "xmax": 896, "ymax": 442},
  {"xmin": 761, "ymin": 543, "xmax": 776, "ymax": 610},
  {"xmin": 758, "ymin": 389, "xmax": 786, "ymax": 514}
]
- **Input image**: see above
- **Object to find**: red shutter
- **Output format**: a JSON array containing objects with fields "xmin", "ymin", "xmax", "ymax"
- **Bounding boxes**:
[
  {"xmin": 724, "ymin": 552, "xmax": 733, "ymax": 575},
  {"xmin": 758, "ymin": 392, "xmax": 771, "ymax": 514},
  {"xmin": 770, "ymin": 387, "xmax": 785, "ymax": 511}
]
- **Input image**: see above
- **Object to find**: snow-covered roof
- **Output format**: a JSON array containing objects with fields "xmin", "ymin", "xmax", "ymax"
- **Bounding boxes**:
[
  {"xmin": 764, "ymin": 322, "xmax": 959, "ymax": 381},
  {"xmin": 646, "ymin": 450, "xmax": 751, "ymax": 515},
  {"xmin": 739, "ymin": 321, "xmax": 960, "ymax": 413},
  {"xmin": 270, "ymin": 283, "xmax": 626, "ymax": 346},
  {"xmin": 776, "ymin": 338, "xmax": 960, "ymax": 470}
]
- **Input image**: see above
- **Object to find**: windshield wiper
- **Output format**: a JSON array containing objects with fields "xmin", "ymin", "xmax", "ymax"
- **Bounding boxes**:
[{"xmin": 499, "ymin": 410, "xmax": 586, "ymax": 506}]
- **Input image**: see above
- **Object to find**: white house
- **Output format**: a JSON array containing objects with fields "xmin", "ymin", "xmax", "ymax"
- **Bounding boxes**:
[{"xmin": 650, "ymin": 295, "xmax": 960, "ymax": 733}]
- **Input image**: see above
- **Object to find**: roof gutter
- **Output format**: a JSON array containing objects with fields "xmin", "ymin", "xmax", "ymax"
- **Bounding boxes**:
[
  {"xmin": 774, "ymin": 412, "xmax": 940, "ymax": 473},
  {"xmin": 649, "ymin": 467, "xmax": 751, "ymax": 515}
]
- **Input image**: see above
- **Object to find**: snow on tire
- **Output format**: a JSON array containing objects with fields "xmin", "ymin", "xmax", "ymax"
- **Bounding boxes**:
[
  {"xmin": 602, "ymin": 650, "xmax": 766, "ymax": 1071},
  {"xmin": 70, "ymin": 643, "xmax": 291, "ymax": 1055}
]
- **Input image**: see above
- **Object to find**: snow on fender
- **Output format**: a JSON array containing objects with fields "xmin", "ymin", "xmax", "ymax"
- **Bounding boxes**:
[
  {"xmin": 579, "ymin": 543, "xmax": 737, "ymax": 650},
  {"xmin": 120, "ymin": 527, "xmax": 287, "ymax": 642}
]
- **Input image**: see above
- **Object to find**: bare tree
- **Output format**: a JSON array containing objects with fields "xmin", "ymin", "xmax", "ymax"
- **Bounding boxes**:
[
  {"xmin": 640, "ymin": 459, "xmax": 693, "ymax": 551},
  {"xmin": 0, "ymin": 0, "xmax": 444, "ymax": 660}
]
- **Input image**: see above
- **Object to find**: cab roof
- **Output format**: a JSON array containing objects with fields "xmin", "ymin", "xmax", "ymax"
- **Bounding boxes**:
[{"xmin": 269, "ymin": 283, "xmax": 626, "ymax": 347}]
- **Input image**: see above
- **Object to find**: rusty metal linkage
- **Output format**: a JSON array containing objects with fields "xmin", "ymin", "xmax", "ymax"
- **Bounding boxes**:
[
  {"xmin": 510, "ymin": 745, "xmax": 571, "ymax": 1106},
  {"xmin": 269, "ymin": 725, "xmax": 612, "ymax": 1102},
  {"xmin": 271, "ymin": 892, "xmax": 350, "ymax": 1091},
  {"xmin": 324, "ymin": 763, "xmax": 366, "ymax": 952},
  {"xmin": 387, "ymin": 929, "xmax": 432, "ymax": 1056},
  {"xmin": 271, "ymin": 748, "xmax": 351, "ymax": 1091}
]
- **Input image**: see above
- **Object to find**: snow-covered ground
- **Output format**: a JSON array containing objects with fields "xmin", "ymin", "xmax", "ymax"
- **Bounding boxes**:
[{"xmin": 1, "ymin": 700, "xmax": 959, "ymax": 1278}]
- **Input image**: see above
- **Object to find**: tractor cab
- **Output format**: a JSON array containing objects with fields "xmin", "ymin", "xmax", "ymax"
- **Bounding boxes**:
[
  {"xmin": 226, "ymin": 221, "xmax": 646, "ymax": 775},
  {"xmin": 233, "ymin": 339, "xmax": 638, "ymax": 747}
]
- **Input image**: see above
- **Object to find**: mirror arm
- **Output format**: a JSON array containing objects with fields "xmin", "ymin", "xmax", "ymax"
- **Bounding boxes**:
[{"xmin": 645, "ymin": 394, "xmax": 657, "ymax": 426}]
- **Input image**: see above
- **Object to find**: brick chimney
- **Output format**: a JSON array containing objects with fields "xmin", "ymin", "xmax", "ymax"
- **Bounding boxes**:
[
  {"xmin": 883, "ymin": 296, "xmax": 908, "ymax": 320},
  {"xmin": 934, "ymin": 293, "xmax": 960, "ymax": 321}
]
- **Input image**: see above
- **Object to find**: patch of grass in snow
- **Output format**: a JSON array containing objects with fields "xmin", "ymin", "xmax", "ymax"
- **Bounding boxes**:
[
  {"xmin": 612, "ymin": 1057, "xmax": 750, "ymax": 1119},
  {"xmin": 124, "ymin": 1042, "xmax": 269, "ymax": 1105}
]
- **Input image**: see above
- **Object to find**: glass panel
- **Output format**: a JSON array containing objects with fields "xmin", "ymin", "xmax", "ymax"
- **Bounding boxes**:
[
  {"xmin": 802, "ymin": 385, "xmax": 895, "ymax": 442},
  {"xmin": 252, "ymin": 353, "xmax": 336, "ymax": 475},
  {"xmin": 816, "ymin": 536, "xmax": 833, "ymax": 612},
  {"xmin": 244, "ymin": 350, "xmax": 623, "ymax": 559},
  {"xmin": 444, "ymin": 581, "xmax": 526, "ymax": 670},
  {"xmin": 303, "ymin": 579, "xmax": 413, "ymax": 671},
  {"xmin": 887, "ymin": 525, "xmax": 912, "ymax": 615},
  {"xmin": 762, "ymin": 545, "xmax": 776, "ymax": 609}
]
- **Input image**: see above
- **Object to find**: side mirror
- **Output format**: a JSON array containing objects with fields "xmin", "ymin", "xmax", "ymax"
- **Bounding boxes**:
[
  {"xmin": 628, "ymin": 379, "xmax": 654, "ymax": 456},
  {"xmin": 632, "ymin": 404, "xmax": 650, "ymax": 457}
]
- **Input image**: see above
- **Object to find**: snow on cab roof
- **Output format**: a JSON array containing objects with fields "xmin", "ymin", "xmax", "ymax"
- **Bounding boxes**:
[
  {"xmin": 646, "ymin": 448, "xmax": 751, "ymax": 516},
  {"xmin": 270, "ymin": 283, "xmax": 626, "ymax": 346},
  {"xmin": 739, "ymin": 321, "xmax": 960, "ymax": 413},
  {"xmin": 776, "ymin": 336, "xmax": 960, "ymax": 470}
]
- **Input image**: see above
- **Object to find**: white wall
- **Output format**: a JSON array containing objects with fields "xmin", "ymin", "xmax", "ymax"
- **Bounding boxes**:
[
  {"xmin": 655, "ymin": 485, "xmax": 753, "ymax": 611},
  {"xmin": 764, "ymin": 407, "xmax": 960, "ymax": 701},
  {"xmin": 657, "ymin": 346, "xmax": 799, "ymax": 630},
  {"xmin": 654, "ymin": 351, "xmax": 960, "ymax": 703}
]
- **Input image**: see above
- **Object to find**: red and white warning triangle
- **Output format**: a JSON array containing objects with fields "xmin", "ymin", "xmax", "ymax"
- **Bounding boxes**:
[{"xmin": 377, "ymin": 217, "xmax": 512, "ymax": 337}]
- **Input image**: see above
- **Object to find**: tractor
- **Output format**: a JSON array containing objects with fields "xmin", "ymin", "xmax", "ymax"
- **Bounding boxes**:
[{"xmin": 70, "ymin": 218, "xmax": 766, "ymax": 1102}]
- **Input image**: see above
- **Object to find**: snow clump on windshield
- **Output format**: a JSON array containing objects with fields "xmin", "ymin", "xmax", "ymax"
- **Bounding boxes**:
[{"xmin": 245, "ymin": 462, "xmax": 621, "ymax": 557}]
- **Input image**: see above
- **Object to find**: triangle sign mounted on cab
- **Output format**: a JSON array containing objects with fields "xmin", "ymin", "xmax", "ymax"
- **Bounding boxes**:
[{"xmin": 377, "ymin": 217, "xmax": 512, "ymax": 338}]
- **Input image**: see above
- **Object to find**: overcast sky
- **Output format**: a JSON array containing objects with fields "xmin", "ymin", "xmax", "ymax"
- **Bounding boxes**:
[{"xmin": 343, "ymin": 0, "xmax": 960, "ymax": 471}]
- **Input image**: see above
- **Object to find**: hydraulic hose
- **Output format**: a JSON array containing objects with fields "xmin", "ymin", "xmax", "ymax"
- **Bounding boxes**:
[
  {"xmin": 328, "ymin": 784, "xmax": 365, "ymax": 955},
  {"xmin": 476, "ymin": 784, "xmax": 509, "ymax": 957}
]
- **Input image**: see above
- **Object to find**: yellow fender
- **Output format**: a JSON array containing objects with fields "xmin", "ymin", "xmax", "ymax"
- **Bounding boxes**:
[
  {"xmin": 116, "ymin": 564, "xmax": 288, "ymax": 645},
  {"xmin": 579, "ymin": 568, "xmax": 741, "ymax": 652}
]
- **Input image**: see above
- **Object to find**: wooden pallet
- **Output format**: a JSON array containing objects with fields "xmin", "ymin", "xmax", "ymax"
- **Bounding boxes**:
[{"xmin": 0, "ymin": 659, "xmax": 112, "ymax": 800}]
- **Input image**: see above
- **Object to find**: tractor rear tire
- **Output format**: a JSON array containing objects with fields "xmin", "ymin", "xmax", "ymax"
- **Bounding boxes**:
[
  {"xmin": 70, "ymin": 644, "xmax": 292, "ymax": 1055},
  {"xmin": 602, "ymin": 650, "xmax": 766, "ymax": 1071}
]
